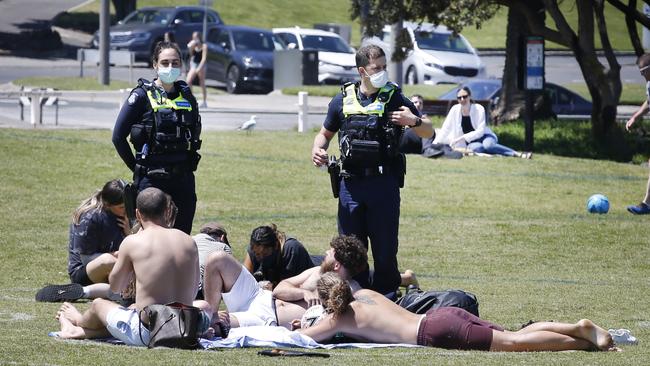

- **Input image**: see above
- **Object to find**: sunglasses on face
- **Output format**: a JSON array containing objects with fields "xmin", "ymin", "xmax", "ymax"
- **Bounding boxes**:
[
  {"xmin": 640, "ymin": 65, "xmax": 650, "ymax": 75},
  {"xmin": 457, "ymin": 95, "xmax": 469, "ymax": 100}
]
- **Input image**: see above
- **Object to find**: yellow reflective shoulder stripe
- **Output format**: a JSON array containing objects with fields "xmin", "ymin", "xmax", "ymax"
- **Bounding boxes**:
[
  {"xmin": 342, "ymin": 84, "xmax": 395, "ymax": 117},
  {"xmin": 145, "ymin": 89, "xmax": 193, "ymax": 112}
]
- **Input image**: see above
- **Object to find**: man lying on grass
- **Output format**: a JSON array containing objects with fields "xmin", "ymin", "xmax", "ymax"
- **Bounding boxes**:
[{"xmin": 296, "ymin": 272, "xmax": 620, "ymax": 352}]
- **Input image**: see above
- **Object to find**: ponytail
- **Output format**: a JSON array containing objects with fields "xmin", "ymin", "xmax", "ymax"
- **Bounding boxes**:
[{"xmin": 317, "ymin": 272, "xmax": 353, "ymax": 317}]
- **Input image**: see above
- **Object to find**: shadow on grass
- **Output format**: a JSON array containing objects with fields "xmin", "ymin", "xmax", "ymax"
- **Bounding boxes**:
[{"xmin": 495, "ymin": 119, "xmax": 650, "ymax": 163}]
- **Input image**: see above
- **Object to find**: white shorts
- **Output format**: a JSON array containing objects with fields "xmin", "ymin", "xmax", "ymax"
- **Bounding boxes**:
[
  {"xmin": 222, "ymin": 266, "xmax": 276, "ymax": 327},
  {"xmin": 105, "ymin": 306, "xmax": 150, "ymax": 347}
]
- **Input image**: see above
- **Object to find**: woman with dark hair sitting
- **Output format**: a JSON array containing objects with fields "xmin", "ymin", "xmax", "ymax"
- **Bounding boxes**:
[
  {"xmin": 434, "ymin": 86, "xmax": 531, "ymax": 158},
  {"xmin": 243, "ymin": 224, "xmax": 316, "ymax": 289}
]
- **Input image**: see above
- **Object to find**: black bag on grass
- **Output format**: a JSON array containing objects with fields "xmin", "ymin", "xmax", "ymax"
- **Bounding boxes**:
[
  {"xmin": 140, "ymin": 302, "xmax": 201, "ymax": 349},
  {"xmin": 395, "ymin": 289, "xmax": 479, "ymax": 316}
]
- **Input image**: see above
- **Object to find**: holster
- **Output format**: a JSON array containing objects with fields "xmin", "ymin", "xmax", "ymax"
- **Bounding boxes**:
[
  {"xmin": 327, "ymin": 156, "xmax": 341, "ymax": 199},
  {"xmin": 123, "ymin": 182, "xmax": 137, "ymax": 225}
]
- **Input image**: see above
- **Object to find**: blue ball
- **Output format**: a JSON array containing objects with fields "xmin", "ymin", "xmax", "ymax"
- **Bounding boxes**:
[{"xmin": 587, "ymin": 194, "xmax": 609, "ymax": 214}]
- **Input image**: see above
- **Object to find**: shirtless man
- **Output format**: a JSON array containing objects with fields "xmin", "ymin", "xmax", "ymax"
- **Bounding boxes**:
[
  {"xmin": 298, "ymin": 272, "xmax": 619, "ymax": 352},
  {"xmin": 202, "ymin": 235, "xmax": 367, "ymax": 329},
  {"xmin": 54, "ymin": 188, "xmax": 206, "ymax": 346}
]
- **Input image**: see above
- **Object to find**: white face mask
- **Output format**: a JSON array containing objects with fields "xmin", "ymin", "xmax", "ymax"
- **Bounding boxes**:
[
  {"xmin": 368, "ymin": 70, "xmax": 388, "ymax": 88},
  {"xmin": 157, "ymin": 66, "xmax": 181, "ymax": 84}
]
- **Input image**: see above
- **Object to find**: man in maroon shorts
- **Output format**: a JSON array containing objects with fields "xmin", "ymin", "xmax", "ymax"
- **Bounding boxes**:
[{"xmin": 296, "ymin": 272, "xmax": 619, "ymax": 352}]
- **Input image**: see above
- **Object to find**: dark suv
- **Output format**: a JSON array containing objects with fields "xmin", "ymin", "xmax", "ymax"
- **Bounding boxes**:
[{"xmin": 92, "ymin": 6, "xmax": 222, "ymax": 63}]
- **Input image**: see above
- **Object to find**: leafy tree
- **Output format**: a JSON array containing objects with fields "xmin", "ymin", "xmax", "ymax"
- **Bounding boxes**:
[{"xmin": 350, "ymin": 0, "xmax": 650, "ymax": 154}]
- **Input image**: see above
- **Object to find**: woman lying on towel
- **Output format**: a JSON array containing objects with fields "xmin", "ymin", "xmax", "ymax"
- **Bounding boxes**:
[{"xmin": 296, "ymin": 272, "xmax": 619, "ymax": 352}]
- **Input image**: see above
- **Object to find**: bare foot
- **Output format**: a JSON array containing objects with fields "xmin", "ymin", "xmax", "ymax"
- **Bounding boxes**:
[
  {"xmin": 57, "ymin": 312, "xmax": 86, "ymax": 339},
  {"xmin": 402, "ymin": 269, "xmax": 418, "ymax": 288},
  {"xmin": 578, "ymin": 319, "xmax": 614, "ymax": 351},
  {"xmin": 58, "ymin": 302, "xmax": 83, "ymax": 326}
]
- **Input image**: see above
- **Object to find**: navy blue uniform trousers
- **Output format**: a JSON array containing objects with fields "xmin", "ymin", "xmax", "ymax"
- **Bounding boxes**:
[
  {"xmin": 137, "ymin": 172, "xmax": 196, "ymax": 234},
  {"xmin": 338, "ymin": 173, "xmax": 401, "ymax": 295}
]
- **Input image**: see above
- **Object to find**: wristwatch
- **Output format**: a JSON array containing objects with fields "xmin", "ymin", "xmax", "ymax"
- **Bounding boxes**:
[{"xmin": 412, "ymin": 117, "xmax": 422, "ymax": 127}]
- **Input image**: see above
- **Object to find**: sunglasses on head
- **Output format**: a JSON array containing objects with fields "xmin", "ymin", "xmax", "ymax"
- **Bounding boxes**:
[{"xmin": 457, "ymin": 95, "xmax": 469, "ymax": 100}]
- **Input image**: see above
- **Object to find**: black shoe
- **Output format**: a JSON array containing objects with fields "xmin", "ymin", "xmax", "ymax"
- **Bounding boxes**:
[
  {"xmin": 422, "ymin": 147, "xmax": 444, "ymax": 159},
  {"xmin": 35, "ymin": 283, "xmax": 84, "ymax": 302}
]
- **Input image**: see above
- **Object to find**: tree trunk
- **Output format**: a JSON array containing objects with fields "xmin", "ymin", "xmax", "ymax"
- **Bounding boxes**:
[
  {"xmin": 112, "ymin": 0, "xmax": 136, "ymax": 22},
  {"xmin": 492, "ymin": 1, "xmax": 549, "ymax": 124}
]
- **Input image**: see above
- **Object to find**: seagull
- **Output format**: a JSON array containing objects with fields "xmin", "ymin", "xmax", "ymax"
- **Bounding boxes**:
[{"xmin": 237, "ymin": 115, "xmax": 257, "ymax": 134}]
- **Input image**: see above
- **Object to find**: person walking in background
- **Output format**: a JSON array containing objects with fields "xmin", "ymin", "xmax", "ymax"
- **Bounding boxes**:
[
  {"xmin": 625, "ymin": 53, "xmax": 650, "ymax": 214},
  {"xmin": 112, "ymin": 41, "xmax": 202, "ymax": 234},
  {"xmin": 435, "ymin": 86, "xmax": 531, "ymax": 158},
  {"xmin": 186, "ymin": 31, "xmax": 209, "ymax": 109}
]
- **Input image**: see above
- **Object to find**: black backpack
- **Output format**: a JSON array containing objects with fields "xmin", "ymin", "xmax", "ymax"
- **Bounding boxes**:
[{"xmin": 395, "ymin": 289, "xmax": 480, "ymax": 317}]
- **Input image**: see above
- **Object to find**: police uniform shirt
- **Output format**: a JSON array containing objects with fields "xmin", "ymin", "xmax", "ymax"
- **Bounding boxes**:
[
  {"xmin": 67, "ymin": 208, "xmax": 125, "ymax": 276},
  {"xmin": 112, "ymin": 80, "xmax": 199, "ymax": 172},
  {"xmin": 323, "ymin": 83, "xmax": 421, "ymax": 133}
]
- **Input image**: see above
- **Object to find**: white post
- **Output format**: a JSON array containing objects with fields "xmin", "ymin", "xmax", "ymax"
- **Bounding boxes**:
[
  {"xmin": 30, "ymin": 91, "xmax": 41, "ymax": 126},
  {"xmin": 298, "ymin": 91, "xmax": 308, "ymax": 133}
]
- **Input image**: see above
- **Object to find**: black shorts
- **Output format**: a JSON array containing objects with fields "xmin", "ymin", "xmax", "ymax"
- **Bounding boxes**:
[{"xmin": 69, "ymin": 265, "xmax": 93, "ymax": 286}]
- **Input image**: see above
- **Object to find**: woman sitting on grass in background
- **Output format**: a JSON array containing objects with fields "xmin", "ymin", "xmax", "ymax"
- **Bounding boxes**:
[
  {"xmin": 434, "ymin": 86, "xmax": 531, "ymax": 159},
  {"xmin": 36, "ymin": 179, "xmax": 131, "ymax": 302}
]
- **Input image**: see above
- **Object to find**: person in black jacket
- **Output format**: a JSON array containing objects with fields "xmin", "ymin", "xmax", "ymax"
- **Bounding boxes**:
[
  {"xmin": 112, "ymin": 41, "xmax": 202, "ymax": 234},
  {"xmin": 243, "ymin": 224, "xmax": 316, "ymax": 289}
]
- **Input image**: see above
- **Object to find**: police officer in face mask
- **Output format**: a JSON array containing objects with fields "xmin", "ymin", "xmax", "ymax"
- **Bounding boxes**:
[
  {"xmin": 311, "ymin": 44, "xmax": 432, "ymax": 298},
  {"xmin": 112, "ymin": 41, "xmax": 202, "ymax": 234}
]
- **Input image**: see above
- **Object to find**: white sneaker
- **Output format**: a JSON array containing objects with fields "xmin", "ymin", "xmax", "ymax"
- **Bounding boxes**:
[
  {"xmin": 199, "ymin": 101, "xmax": 208, "ymax": 109},
  {"xmin": 608, "ymin": 328, "xmax": 638, "ymax": 345}
]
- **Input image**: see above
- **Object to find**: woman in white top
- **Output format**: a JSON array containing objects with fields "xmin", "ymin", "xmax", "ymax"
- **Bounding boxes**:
[{"xmin": 434, "ymin": 87, "xmax": 531, "ymax": 158}]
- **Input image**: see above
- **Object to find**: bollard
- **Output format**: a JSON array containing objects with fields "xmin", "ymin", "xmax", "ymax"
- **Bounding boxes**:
[
  {"xmin": 29, "ymin": 91, "xmax": 42, "ymax": 126},
  {"xmin": 298, "ymin": 91, "xmax": 308, "ymax": 133}
]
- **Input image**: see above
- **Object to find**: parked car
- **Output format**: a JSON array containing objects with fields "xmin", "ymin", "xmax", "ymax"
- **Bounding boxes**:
[
  {"xmin": 363, "ymin": 22, "xmax": 486, "ymax": 85},
  {"xmin": 205, "ymin": 25, "xmax": 282, "ymax": 94},
  {"xmin": 273, "ymin": 27, "xmax": 358, "ymax": 84},
  {"xmin": 437, "ymin": 79, "xmax": 593, "ymax": 116},
  {"xmin": 92, "ymin": 6, "xmax": 222, "ymax": 63}
]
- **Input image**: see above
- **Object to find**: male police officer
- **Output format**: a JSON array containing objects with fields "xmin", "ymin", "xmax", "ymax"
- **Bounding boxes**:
[
  {"xmin": 311, "ymin": 44, "xmax": 432, "ymax": 297},
  {"xmin": 112, "ymin": 42, "xmax": 201, "ymax": 234}
]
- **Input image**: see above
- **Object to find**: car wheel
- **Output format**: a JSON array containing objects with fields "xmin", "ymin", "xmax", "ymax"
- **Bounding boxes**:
[
  {"xmin": 406, "ymin": 66, "xmax": 418, "ymax": 85},
  {"xmin": 226, "ymin": 65, "xmax": 241, "ymax": 94}
]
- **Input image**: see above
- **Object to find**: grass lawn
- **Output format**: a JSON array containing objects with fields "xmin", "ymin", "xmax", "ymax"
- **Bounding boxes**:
[{"xmin": 0, "ymin": 127, "xmax": 648, "ymax": 364}]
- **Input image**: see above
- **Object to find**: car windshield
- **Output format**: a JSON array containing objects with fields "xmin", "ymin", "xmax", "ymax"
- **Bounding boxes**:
[
  {"xmin": 122, "ymin": 9, "xmax": 174, "ymax": 25},
  {"xmin": 439, "ymin": 82, "xmax": 501, "ymax": 100},
  {"xmin": 301, "ymin": 35, "xmax": 351, "ymax": 53},
  {"xmin": 415, "ymin": 31, "xmax": 472, "ymax": 54},
  {"xmin": 233, "ymin": 30, "xmax": 276, "ymax": 51}
]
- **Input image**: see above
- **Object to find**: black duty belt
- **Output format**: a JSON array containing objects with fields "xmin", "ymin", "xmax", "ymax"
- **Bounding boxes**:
[
  {"xmin": 343, "ymin": 165, "xmax": 393, "ymax": 178},
  {"xmin": 135, "ymin": 164, "xmax": 190, "ymax": 179}
]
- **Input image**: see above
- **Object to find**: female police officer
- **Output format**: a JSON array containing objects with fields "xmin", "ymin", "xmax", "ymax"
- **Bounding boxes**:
[
  {"xmin": 112, "ymin": 41, "xmax": 202, "ymax": 234},
  {"xmin": 311, "ymin": 44, "xmax": 432, "ymax": 298}
]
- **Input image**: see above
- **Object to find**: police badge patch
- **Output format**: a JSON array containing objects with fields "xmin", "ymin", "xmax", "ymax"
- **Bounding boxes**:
[{"xmin": 128, "ymin": 93, "xmax": 138, "ymax": 105}]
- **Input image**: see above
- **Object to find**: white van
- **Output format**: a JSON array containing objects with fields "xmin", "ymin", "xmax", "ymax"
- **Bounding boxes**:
[
  {"xmin": 273, "ymin": 27, "xmax": 359, "ymax": 84},
  {"xmin": 365, "ymin": 22, "xmax": 486, "ymax": 85}
]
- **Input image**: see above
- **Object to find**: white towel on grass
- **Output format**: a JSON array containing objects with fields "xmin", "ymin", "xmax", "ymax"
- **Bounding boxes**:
[{"xmin": 199, "ymin": 326, "xmax": 421, "ymax": 349}]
